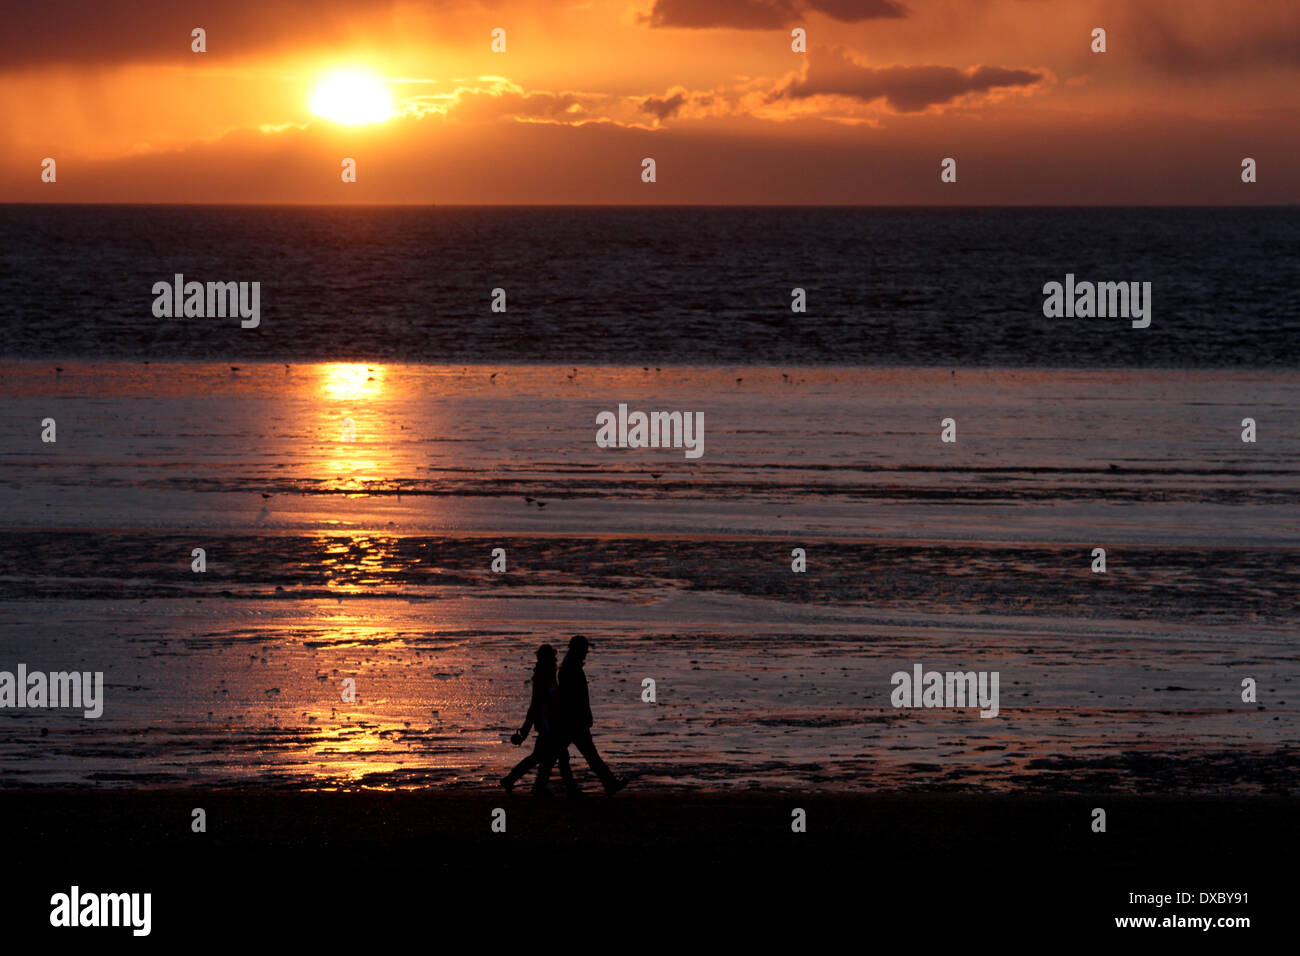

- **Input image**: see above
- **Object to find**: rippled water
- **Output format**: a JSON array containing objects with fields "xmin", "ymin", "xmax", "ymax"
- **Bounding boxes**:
[{"xmin": 2, "ymin": 205, "xmax": 1297, "ymax": 366}]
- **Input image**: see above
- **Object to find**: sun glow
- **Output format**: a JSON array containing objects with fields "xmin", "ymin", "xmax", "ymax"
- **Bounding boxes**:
[
  {"xmin": 319, "ymin": 363, "xmax": 386, "ymax": 401},
  {"xmin": 309, "ymin": 70, "xmax": 394, "ymax": 126}
]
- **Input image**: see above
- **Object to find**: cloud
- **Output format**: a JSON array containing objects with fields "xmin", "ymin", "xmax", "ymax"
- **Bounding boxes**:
[
  {"xmin": 638, "ymin": 0, "xmax": 907, "ymax": 30},
  {"xmin": 803, "ymin": 0, "xmax": 908, "ymax": 22},
  {"xmin": 771, "ymin": 47, "xmax": 1045, "ymax": 112},
  {"xmin": 402, "ymin": 77, "xmax": 633, "ymax": 127},
  {"xmin": 1132, "ymin": 6, "xmax": 1300, "ymax": 77},
  {"xmin": 11, "ymin": 104, "xmax": 1298, "ymax": 205},
  {"xmin": 640, "ymin": 91, "xmax": 688, "ymax": 121},
  {"xmin": 0, "ymin": 0, "xmax": 405, "ymax": 69}
]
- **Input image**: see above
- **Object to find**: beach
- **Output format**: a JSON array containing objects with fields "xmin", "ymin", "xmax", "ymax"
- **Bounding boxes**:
[{"xmin": 1, "ymin": 362, "xmax": 1294, "ymax": 794}]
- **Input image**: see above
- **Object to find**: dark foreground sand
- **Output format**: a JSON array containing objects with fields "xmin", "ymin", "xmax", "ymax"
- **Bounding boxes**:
[{"xmin": 3, "ymin": 789, "xmax": 1287, "ymax": 939}]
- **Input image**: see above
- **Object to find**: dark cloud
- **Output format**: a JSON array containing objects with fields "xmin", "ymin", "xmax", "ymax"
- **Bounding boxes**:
[
  {"xmin": 639, "ymin": 0, "xmax": 907, "ymax": 31},
  {"xmin": 772, "ymin": 47, "xmax": 1044, "ymax": 112},
  {"xmin": 1134, "ymin": 11, "xmax": 1300, "ymax": 76},
  {"xmin": 803, "ymin": 0, "xmax": 908, "ymax": 22},
  {"xmin": 0, "ymin": 0, "xmax": 404, "ymax": 69},
  {"xmin": 640, "ymin": 91, "xmax": 688, "ymax": 120}
]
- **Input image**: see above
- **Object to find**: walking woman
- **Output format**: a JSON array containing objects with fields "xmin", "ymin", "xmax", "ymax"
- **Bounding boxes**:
[{"xmin": 500, "ymin": 643, "xmax": 578, "ymax": 796}]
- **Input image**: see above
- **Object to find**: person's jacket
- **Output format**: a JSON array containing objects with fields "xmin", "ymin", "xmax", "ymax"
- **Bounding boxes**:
[
  {"xmin": 518, "ymin": 672, "xmax": 557, "ymax": 738},
  {"xmin": 557, "ymin": 656, "xmax": 593, "ymax": 730}
]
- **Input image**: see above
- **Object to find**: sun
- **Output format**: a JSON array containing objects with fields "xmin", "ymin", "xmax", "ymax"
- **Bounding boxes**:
[{"xmin": 309, "ymin": 70, "xmax": 394, "ymax": 126}]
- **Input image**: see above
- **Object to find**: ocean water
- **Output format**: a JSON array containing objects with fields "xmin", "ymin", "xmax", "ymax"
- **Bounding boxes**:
[{"xmin": 1, "ymin": 205, "xmax": 1298, "ymax": 366}]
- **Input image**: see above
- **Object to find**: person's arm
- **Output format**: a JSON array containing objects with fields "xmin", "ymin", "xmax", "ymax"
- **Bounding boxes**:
[{"xmin": 512, "ymin": 703, "xmax": 534, "ymax": 744}]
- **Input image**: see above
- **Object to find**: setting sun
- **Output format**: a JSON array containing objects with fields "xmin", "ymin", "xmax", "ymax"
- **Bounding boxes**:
[{"xmin": 309, "ymin": 70, "xmax": 394, "ymax": 126}]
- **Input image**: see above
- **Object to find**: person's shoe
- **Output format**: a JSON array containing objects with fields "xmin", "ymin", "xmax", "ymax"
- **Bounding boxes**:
[
  {"xmin": 499, "ymin": 777, "xmax": 515, "ymax": 795},
  {"xmin": 604, "ymin": 777, "xmax": 628, "ymax": 796}
]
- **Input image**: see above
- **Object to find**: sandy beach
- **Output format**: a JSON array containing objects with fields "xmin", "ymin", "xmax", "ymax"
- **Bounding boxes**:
[{"xmin": 1, "ymin": 362, "xmax": 1295, "ymax": 794}]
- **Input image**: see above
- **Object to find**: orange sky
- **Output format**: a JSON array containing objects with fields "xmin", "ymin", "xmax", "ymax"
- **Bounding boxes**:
[{"xmin": 2, "ymin": 0, "xmax": 1297, "ymax": 203}]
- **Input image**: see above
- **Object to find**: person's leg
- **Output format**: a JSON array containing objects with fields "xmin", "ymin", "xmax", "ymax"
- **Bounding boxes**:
[
  {"xmin": 570, "ymin": 729, "xmax": 619, "ymax": 791},
  {"xmin": 501, "ymin": 751, "xmax": 538, "ymax": 792},
  {"xmin": 556, "ymin": 746, "xmax": 580, "ymax": 794},
  {"xmin": 531, "ymin": 736, "xmax": 557, "ymax": 794}
]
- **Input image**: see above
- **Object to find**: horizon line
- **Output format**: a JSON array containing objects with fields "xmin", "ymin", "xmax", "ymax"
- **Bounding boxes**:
[{"xmin": 2, "ymin": 201, "xmax": 1297, "ymax": 209}]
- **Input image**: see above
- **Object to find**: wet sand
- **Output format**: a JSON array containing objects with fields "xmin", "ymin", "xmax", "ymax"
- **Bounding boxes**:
[{"xmin": 0, "ymin": 362, "xmax": 1296, "ymax": 794}]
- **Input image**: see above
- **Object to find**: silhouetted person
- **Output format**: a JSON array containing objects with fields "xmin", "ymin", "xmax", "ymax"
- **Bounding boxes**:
[
  {"xmin": 537, "ymin": 635, "xmax": 627, "ymax": 795},
  {"xmin": 500, "ymin": 644, "xmax": 577, "ymax": 796}
]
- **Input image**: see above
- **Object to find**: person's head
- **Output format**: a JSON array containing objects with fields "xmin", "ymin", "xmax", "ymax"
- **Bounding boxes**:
[
  {"xmin": 566, "ymin": 634, "xmax": 591, "ymax": 663},
  {"xmin": 533, "ymin": 643, "xmax": 557, "ymax": 683}
]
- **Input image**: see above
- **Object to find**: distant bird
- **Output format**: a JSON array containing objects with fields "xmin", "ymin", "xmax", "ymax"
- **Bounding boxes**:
[
  {"xmin": 524, "ymin": 496, "xmax": 535, "ymax": 503},
  {"xmin": 781, "ymin": 373, "xmax": 788, "ymax": 383},
  {"xmin": 736, "ymin": 377, "xmax": 743, "ymax": 386},
  {"xmin": 490, "ymin": 372, "xmax": 498, "ymax": 381},
  {"xmin": 650, "ymin": 473, "xmax": 662, "ymax": 480},
  {"xmin": 284, "ymin": 364, "xmax": 290, "ymax": 373},
  {"xmin": 55, "ymin": 367, "xmax": 63, "ymax": 374},
  {"xmin": 261, "ymin": 493, "xmax": 272, "ymax": 499},
  {"xmin": 566, "ymin": 368, "xmax": 578, "ymax": 381},
  {"xmin": 231, "ymin": 366, "xmax": 240, "ymax": 373},
  {"xmin": 536, "ymin": 501, "xmax": 547, "ymax": 508},
  {"xmin": 1108, "ymin": 463, "xmax": 1119, "ymax": 471}
]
